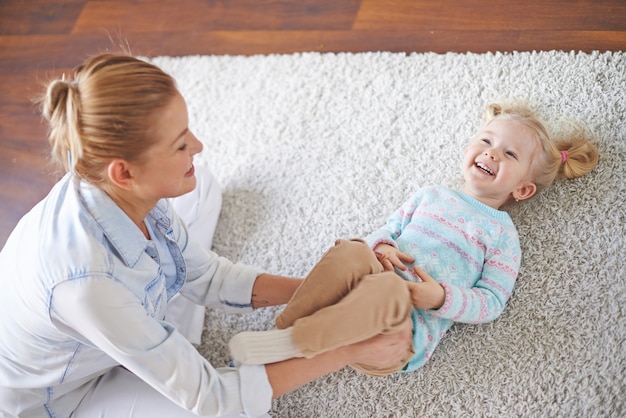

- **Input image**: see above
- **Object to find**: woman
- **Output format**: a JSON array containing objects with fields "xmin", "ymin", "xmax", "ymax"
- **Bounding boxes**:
[{"xmin": 0, "ymin": 53, "xmax": 412, "ymax": 418}]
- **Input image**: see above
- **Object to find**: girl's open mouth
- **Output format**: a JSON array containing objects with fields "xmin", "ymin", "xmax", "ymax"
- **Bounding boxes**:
[{"xmin": 475, "ymin": 162, "xmax": 494, "ymax": 176}]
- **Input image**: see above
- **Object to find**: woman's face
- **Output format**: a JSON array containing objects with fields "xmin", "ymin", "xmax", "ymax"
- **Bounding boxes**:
[{"xmin": 130, "ymin": 92, "xmax": 204, "ymax": 202}]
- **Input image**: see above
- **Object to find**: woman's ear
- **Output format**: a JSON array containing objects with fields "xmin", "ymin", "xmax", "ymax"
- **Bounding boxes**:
[
  {"xmin": 513, "ymin": 182, "xmax": 537, "ymax": 201},
  {"xmin": 106, "ymin": 159, "xmax": 134, "ymax": 190}
]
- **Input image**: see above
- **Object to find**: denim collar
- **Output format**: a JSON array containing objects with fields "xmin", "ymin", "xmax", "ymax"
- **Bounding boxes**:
[{"xmin": 75, "ymin": 175, "xmax": 170, "ymax": 268}]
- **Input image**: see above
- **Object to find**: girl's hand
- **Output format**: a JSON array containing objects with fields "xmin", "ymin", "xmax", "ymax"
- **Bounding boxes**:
[
  {"xmin": 407, "ymin": 265, "xmax": 445, "ymax": 310},
  {"xmin": 374, "ymin": 244, "xmax": 414, "ymax": 272},
  {"xmin": 345, "ymin": 316, "xmax": 413, "ymax": 369}
]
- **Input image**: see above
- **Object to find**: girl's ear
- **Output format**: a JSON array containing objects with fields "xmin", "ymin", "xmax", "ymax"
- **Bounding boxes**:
[
  {"xmin": 513, "ymin": 182, "xmax": 537, "ymax": 201},
  {"xmin": 106, "ymin": 159, "xmax": 134, "ymax": 191}
]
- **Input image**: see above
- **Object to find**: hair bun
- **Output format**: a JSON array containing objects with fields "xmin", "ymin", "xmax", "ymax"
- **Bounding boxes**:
[{"xmin": 42, "ymin": 78, "xmax": 75, "ymax": 121}]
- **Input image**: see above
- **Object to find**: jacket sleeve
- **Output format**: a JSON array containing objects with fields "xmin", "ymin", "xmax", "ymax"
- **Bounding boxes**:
[
  {"xmin": 169, "ymin": 202, "xmax": 265, "ymax": 313},
  {"xmin": 50, "ymin": 277, "xmax": 273, "ymax": 417}
]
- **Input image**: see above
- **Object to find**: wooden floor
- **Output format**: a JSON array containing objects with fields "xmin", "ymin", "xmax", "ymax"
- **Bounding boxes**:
[{"xmin": 1, "ymin": 0, "xmax": 625, "ymax": 247}]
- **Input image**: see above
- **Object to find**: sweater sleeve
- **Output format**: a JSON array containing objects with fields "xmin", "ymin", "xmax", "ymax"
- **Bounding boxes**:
[
  {"xmin": 431, "ymin": 226, "xmax": 521, "ymax": 324},
  {"xmin": 365, "ymin": 190, "xmax": 423, "ymax": 249}
]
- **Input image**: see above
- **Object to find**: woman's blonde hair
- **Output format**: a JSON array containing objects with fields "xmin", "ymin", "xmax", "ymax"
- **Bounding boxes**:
[
  {"xmin": 40, "ymin": 53, "xmax": 178, "ymax": 185},
  {"xmin": 484, "ymin": 103, "xmax": 599, "ymax": 196}
]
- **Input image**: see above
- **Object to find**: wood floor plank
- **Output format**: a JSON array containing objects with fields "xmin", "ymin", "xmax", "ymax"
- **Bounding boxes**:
[
  {"xmin": 0, "ymin": 0, "xmax": 85, "ymax": 35},
  {"xmin": 3, "ymin": 29, "xmax": 623, "ymax": 70},
  {"xmin": 73, "ymin": 0, "xmax": 360, "ymax": 32},
  {"xmin": 516, "ymin": 31, "xmax": 626, "ymax": 52},
  {"xmin": 354, "ymin": 0, "xmax": 626, "ymax": 31}
]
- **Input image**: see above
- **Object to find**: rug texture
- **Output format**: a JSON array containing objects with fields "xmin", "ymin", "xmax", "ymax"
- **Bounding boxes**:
[{"xmin": 151, "ymin": 51, "xmax": 625, "ymax": 417}]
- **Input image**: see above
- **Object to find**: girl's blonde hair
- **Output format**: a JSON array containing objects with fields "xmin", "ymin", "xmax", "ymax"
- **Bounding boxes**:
[
  {"xmin": 484, "ymin": 103, "xmax": 599, "ymax": 196},
  {"xmin": 40, "ymin": 53, "xmax": 178, "ymax": 186}
]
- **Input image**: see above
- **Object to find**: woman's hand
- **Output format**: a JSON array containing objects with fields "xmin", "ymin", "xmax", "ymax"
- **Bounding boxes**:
[
  {"xmin": 406, "ymin": 266, "xmax": 445, "ymax": 310},
  {"xmin": 373, "ymin": 244, "xmax": 414, "ymax": 272},
  {"xmin": 343, "ymin": 316, "xmax": 413, "ymax": 369}
]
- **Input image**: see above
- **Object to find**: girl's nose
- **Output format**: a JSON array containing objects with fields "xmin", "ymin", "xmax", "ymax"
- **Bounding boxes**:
[{"xmin": 484, "ymin": 149, "xmax": 499, "ymax": 161}]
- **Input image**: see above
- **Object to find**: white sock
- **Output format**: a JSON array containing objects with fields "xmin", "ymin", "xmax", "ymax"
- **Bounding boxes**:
[{"xmin": 228, "ymin": 327, "xmax": 303, "ymax": 365}]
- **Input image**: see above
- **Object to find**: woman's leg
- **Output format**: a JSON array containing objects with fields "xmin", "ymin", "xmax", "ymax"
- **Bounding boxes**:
[
  {"xmin": 72, "ymin": 366, "xmax": 269, "ymax": 418},
  {"xmin": 166, "ymin": 165, "xmax": 222, "ymax": 345}
]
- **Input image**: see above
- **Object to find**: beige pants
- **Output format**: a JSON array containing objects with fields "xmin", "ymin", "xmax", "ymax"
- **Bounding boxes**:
[{"xmin": 276, "ymin": 239, "xmax": 414, "ymax": 376}]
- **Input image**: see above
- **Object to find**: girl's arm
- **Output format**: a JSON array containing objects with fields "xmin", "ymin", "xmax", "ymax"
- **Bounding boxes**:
[
  {"xmin": 365, "ymin": 190, "xmax": 424, "ymax": 250},
  {"xmin": 429, "ymin": 255, "xmax": 517, "ymax": 324}
]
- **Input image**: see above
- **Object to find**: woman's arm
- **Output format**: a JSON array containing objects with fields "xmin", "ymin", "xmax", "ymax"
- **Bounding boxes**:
[{"xmin": 251, "ymin": 273, "xmax": 303, "ymax": 309}]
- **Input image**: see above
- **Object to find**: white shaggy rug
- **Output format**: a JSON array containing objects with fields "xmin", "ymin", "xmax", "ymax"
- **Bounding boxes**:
[{"xmin": 151, "ymin": 51, "xmax": 625, "ymax": 417}]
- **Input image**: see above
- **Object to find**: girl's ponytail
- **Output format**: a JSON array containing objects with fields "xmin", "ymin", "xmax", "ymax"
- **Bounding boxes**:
[{"xmin": 555, "ymin": 135, "xmax": 599, "ymax": 180}]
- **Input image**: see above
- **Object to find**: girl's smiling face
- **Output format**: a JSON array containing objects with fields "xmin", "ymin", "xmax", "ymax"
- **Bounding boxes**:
[{"xmin": 462, "ymin": 118, "xmax": 539, "ymax": 209}]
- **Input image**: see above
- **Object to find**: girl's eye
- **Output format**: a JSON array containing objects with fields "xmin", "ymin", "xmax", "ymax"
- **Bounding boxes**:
[
  {"xmin": 506, "ymin": 151, "xmax": 518, "ymax": 159},
  {"xmin": 481, "ymin": 138, "xmax": 491, "ymax": 145}
]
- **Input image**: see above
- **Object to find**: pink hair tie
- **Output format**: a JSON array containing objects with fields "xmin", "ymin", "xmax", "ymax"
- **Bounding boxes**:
[{"xmin": 560, "ymin": 150, "xmax": 568, "ymax": 163}]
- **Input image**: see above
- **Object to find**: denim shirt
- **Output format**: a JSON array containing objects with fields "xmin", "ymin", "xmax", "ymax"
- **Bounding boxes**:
[{"xmin": 0, "ymin": 174, "xmax": 272, "ymax": 418}]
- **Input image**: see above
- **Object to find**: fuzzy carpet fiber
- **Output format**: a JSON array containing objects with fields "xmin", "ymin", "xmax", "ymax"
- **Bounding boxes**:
[{"xmin": 151, "ymin": 51, "xmax": 625, "ymax": 417}]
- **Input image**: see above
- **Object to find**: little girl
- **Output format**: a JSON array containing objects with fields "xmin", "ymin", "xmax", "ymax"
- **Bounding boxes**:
[{"xmin": 229, "ymin": 102, "xmax": 599, "ymax": 376}]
